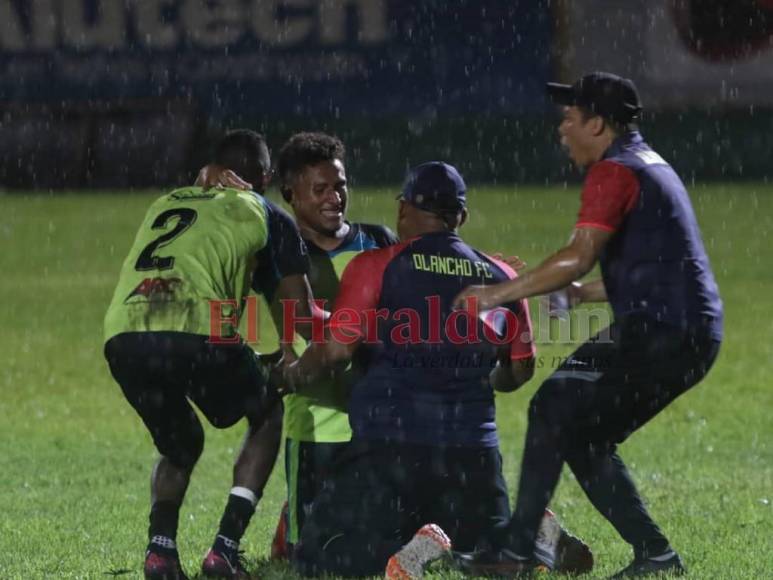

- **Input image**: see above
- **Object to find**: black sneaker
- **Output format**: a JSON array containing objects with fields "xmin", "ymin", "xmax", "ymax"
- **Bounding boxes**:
[
  {"xmin": 610, "ymin": 552, "xmax": 686, "ymax": 578},
  {"xmin": 452, "ymin": 548, "xmax": 549, "ymax": 577}
]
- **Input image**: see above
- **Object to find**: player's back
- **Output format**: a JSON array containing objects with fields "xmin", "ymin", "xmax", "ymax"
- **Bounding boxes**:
[
  {"xmin": 104, "ymin": 186, "xmax": 269, "ymax": 341},
  {"xmin": 338, "ymin": 231, "xmax": 534, "ymax": 448},
  {"xmin": 602, "ymin": 133, "xmax": 723, "ymax": 338}
]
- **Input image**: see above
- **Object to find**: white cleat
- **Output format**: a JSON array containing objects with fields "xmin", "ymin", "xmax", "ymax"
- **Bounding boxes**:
[{"xmin": 385, "ymin": 523, "xmax": 452, "ymax": 579}]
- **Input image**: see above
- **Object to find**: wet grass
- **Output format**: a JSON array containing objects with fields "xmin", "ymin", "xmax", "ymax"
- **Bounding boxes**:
[{"xmin": 0, "ymin": 184, "xmax": 770, "ymax": 578}]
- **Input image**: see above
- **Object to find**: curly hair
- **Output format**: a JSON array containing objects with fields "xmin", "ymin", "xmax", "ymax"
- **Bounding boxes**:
[{"xmin": 277, "ymin": 132, "xmax": 345, "ymax": 201}]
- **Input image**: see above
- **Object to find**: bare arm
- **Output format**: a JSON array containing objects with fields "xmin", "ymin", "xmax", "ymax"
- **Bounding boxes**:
[
  {"xmin": 547, "ymin": 279, "xmax": 608, "ymax": 317},
  {"xmin": 283, "ymin": 331, "xmax": 358, "ymax": 394},
  {"xmin": 273, "ymin": 273, "xmax": 317, "ymax": 342},
  {"xmin": 572, "ymin": 279, "xmax": 608, "ymax": 304},
  {"xmin": 454, "ymin": 227, "xmax": 613, "ymax": 310}
]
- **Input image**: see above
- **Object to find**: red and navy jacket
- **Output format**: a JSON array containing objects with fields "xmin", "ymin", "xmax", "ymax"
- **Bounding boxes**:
[
  {"xmin": 330, "ymin": 231, "xmax": 535, "ymax": 448},
  {"xmin": 578, "ymin": 131, "xmax": 723, "ymax": 340}
]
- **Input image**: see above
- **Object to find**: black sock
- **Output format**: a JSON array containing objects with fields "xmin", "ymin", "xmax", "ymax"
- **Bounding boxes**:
[
  {"xmin": 148, "ymin": 500, "xmax": 181, "ymax": 554},
  {"xmin": 215, "ymin": 493, "xmax": 259, "ymax": 547}
]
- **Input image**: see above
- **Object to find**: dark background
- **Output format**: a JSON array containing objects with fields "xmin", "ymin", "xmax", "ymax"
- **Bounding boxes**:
[{"xmin": 1, "ymin": 0, "xmax": 771, "ymax": 188}]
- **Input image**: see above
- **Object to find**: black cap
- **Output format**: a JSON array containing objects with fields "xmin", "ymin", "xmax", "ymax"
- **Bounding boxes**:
[
  {"xmin": 397, "ymin": 161, "xmax": 467, "ymax": 213},
  {"xmin": 547, "ymin": 72, "xmax": 643, "ymax": 124}
]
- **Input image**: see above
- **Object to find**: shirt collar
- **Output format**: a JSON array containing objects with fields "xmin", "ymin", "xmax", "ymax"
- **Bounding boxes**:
[{"xmin": 603, "ymin": 130, "xmax": 643, "ymax": 160}]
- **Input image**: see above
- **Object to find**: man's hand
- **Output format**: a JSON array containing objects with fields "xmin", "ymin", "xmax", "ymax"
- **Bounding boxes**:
[
  {"xmin": 194, "ymin": 164, "xmax": 252, "ymax": 191},
  {"xmin": 261, "ymin": 349, "xmax": 289, "ymax": 395},
  {"xmin": 492, "ymin": 253, "xmax": 527, "ymax": 271},
  {"xmin": 542, "ymin": 282, "xmax": 583, "ymax": 319},
  {"xmin": 453, "ymin": 284, "xmax": 505, "ymax": 311},
  {"xmin": 281, "ymin": 359, "xmax": 304, "ymax": 395},
  {"xmin": 543, "ymin": 280, "xmax": 607, "ymax": 318}
]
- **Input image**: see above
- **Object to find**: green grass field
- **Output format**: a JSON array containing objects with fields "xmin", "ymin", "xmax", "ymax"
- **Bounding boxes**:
[{"xmin": 0, "ymin": 184, "xmax": 771, "ymax": 579}]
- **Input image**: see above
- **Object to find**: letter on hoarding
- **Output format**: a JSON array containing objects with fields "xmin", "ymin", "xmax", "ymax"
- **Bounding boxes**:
[
  {"xmin": 0, "ymin": 0, "xmax": 25, "ymax": 50},
  {"xmin": 136, "ymin": 0, "xmax": 179, "ymax": 49},
  {"xmin": 252, "ymin": 0, "xmax": 313, "ymax": 47},
  {"xmin": 183, "ymin": 0, "xmax": 243, "ymax": 48},
  {"xmin": 319, "ymin": 0, "xmax": 388, "ymax": 45},
  {"xmin": 61, "ymin": 0, "xmax": 126, "ymax": 50}
]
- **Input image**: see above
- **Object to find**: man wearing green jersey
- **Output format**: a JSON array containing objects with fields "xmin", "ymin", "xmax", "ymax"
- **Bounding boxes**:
[
  {"xmin": 194, "ymin": 132, "xmax": 397, "ymax": 558},
  {"xmin": 104, "ymin": 130, "xmax": 312, "ymax": 580},
  {"xmin": 271, "ymin": 133, "xmax": 398, "ymax": 557}
]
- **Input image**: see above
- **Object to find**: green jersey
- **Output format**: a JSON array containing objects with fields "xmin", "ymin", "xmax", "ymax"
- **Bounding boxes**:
[
  {"xmin": 282, "ymin": 223, "xmax": 398, "ymax": 443},
  {"xmin": 104, "ymin": 187, "xmax": 268, "ymax": 341}
]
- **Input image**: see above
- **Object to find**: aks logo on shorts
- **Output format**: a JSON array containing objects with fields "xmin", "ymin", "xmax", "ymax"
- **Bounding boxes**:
[{"xmin": 125, "ymin": 277, "xmax": 183, "ymax": 303}]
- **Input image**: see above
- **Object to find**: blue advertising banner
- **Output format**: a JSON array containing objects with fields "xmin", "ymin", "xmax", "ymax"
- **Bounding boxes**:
[{"xmin": 0, "ymin": 0, "xmax": 552, "ymax": 117}]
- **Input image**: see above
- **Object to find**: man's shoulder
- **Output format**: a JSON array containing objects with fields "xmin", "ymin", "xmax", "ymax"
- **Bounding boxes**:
[
  {"xmin": 606, "ymin": 139, "xmax": 670, "ymax": 172},
  {"xmin": 345, "ymin": 238, "xmax": 410, "ymax": 272},
  {"xmin": 260, "ymin": 196, "xmax": 294, "ymax": 221},
  {"xmin": 354, "ymin": 223, "xmax": 399, "ymax": 245}
]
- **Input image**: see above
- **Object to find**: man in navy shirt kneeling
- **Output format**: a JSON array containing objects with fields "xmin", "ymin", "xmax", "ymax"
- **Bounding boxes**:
[{"xmin": 281, "ymin": 162, "xmax": 592, "ymax": 578}]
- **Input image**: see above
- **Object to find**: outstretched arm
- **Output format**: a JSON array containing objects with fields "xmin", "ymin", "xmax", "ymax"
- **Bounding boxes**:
[
  {"xmin": 572, "ymin": 278, "xmax": 608, "ymax": 304},
  {"xmin": 454, "ymin": 227, "xmax": 612, "ymax": 310}
]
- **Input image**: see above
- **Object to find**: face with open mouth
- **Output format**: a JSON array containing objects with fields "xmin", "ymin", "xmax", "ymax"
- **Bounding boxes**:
[
  {"xmin": 558, "ymin": 106, "xmax": 602, "ymax": 170},
  {"xmin": 289, "ymin": 159, "xmax": 348, "ymax": 237}
]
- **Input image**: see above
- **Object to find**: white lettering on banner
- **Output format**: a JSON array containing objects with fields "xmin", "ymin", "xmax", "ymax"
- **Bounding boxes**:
[
  {"xmin": 0, "ymin": 0, "xmax": 390, "ymax": 52},
  {"xmin": 61, "ymin": 0, "xmax": 126, "ymax": 50},
  {"xmin": 636, "ymin": 150, "xmax": 667, "ymax": 166},
  {"xmin": 30, "ymin": 0, "xmax": 57, "ymax": 50},
  {"xmin": 319, "ymin": 0, "xmax": 388, "ymax": 45},
  {"xmin": 183, "ymin": 0, "xmax": 243, "ymax": 48},
  {"xmin": 135, "ymin": 0, "xmax": 178, "ymax": 50},
  {"xmin": 252, "ymin": 0, "xmax": 314, "ymax": 47},
  {"xmin": 0, "ymin": 0, "xmax": 25, "ymax": 50}
]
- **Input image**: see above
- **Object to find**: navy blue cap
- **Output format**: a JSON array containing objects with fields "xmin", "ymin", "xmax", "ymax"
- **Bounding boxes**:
[
  {"xmin": 398, "ymin": 161, "xmax": 467, "ymax": 213},
  {"xmin": 547, "ymin": 72, "xmax": 643, "ymax": 124}
]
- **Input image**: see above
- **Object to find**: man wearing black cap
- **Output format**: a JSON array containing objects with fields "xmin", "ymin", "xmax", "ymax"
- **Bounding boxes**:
[
  {"xmin": 280, "ymin": 161, "xmax": 543, "ymax": 577},
  {"xmin": 454, "ymin": 73, "xmax": 723, "ymax": 577}
]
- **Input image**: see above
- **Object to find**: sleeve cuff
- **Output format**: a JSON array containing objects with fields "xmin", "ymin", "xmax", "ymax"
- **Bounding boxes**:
[{"xmin": 575, "ymin": 221, "xmax": 616, "ymax": 233}]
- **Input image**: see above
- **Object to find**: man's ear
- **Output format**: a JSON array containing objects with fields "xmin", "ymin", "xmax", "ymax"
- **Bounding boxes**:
[
  {"xmin": 459, "ymin": 208, "xmax": 468, "ymax": 228},
  {"xmin": 398, "ymin": 199, "xmax": 408, "ymax": 220},
  {"xmin": 261, "ymin": 172, "xmax": 272, "ymax": 191},
  {"xmin": 590, "ymin": 115, "xmax": 606, "ymax": 137}
]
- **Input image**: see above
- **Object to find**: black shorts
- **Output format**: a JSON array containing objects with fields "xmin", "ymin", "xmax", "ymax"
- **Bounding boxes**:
[
  {"xmin": 292, "ymin": 439, "xmax": 510, "ymax": 577},
  {"xmin": 104, "ymin": 331, "xmax": 278, "ymax": 466}
]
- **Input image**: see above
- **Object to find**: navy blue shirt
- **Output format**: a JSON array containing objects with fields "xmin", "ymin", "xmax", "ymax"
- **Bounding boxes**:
[
  {"xmin": 577, "ymin": 132, "xmax": 723, "ymax": 340},
  {"xmin": 251, "ymin": 199, "xmax": 310, "ymax": 297},
  {"xmin": 330, "ymin": 232, "xmax": 535, "ymax": 448}
]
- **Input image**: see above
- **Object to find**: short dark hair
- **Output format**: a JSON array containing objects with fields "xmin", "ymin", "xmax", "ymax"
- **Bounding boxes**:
[
  {"xmin": 277, "ymin": 132, "xmax": 345, "ymax": 201},
  {"xmin": 578, "ymin": 106, "xmax": 638, "ymax": 135},
  {"xmin": 214, "ymin": 129, "xmax": 270, "ymax": 190}
]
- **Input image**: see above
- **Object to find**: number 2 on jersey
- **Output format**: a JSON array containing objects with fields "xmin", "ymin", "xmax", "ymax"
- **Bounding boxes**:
[{"xmin": 135, "ymin": 208, "xmax": 197, "ymax": 271}]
